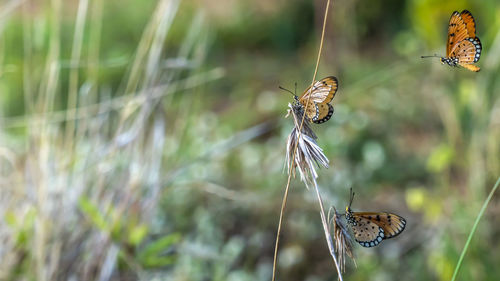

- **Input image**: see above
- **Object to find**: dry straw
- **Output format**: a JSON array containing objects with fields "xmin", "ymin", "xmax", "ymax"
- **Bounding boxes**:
[
  {"xmin": 285, "ymin": 103, "xmax": 329, "ymax": 186},
  {"xmin": 329, "ymin": 207, "xmax": 356, "ymax": 273},
  {"xmin": 271, "ymin": 0, "xmax": 346, "ymax": 280}
]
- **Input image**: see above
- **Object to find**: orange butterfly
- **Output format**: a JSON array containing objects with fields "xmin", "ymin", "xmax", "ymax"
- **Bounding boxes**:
[
  {"xmin": 281, "ymin": 76, "xmax": 339, "ymax": 124},
  {"xmin": 345, "ymin": 189, "xmax": 406, "ymax": 247},
  {"xmin": 422, "ymin": 10, "xmax": 482, "ymax": 72}
]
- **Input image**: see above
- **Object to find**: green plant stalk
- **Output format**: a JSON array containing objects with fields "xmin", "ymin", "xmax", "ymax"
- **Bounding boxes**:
[{"xmin": 451, "ymin": 176, "xmax": 500, "ymax": 281}]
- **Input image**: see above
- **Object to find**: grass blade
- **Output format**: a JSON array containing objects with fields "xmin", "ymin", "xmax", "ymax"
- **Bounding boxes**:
[{"xmin": 451, "ymin": 176, "xmax": 500, "ymax": 281}]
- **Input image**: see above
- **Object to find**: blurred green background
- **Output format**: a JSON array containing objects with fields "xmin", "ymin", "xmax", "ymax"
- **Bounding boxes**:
[{"xmin": 1, "ymin": 0, "xmax": 500, "ymax": 280}]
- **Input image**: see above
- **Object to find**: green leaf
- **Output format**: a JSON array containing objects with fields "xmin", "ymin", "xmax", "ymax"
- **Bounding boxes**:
[
  {"xmin": 128, "ymin": 224, "xmax": 148, "ymax": 246},
  {"xmin": 5, "ymin": 211, "xmax": 18, "ymax": 227},
  {"xmin": 138, "ymin": 233, "xmax": 181, "ymax": 267},
  {"xmin": 78, "ymin": 196, "xmax": 108, "ymax": 231},
  {"xmin": 427, "ymin": 144, "xmax": 454, "ymax": 173}
]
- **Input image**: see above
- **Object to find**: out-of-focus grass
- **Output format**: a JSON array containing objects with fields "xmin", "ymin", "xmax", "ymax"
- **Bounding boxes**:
[
  {"xmin": 0, "ymin": 0, "xmax": 220, "ymax": 280},
  {"xmin": 1, "ymin": 0, "xmax": 499, "ymax": 280}
]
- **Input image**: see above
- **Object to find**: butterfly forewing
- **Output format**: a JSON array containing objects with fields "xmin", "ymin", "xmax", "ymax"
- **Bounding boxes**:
[
  {"xmin": 354, "ymin": 212, "xmax": 406, "ymax": 239},
  {"xmin": 460, "ymin": 10, "xmax": 476, "ymax": 38},
  {"xmin": 447, "ymin": 11, "xmax": 470, "ymax": 57},
  {"xmin": 299, "ymin": 76, "xmax": 338, "ymax": 105}
]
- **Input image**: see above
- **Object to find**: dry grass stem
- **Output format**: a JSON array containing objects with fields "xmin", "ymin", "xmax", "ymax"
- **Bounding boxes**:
[
  {"xmin": 312, "ymin": 177, "xmax": 343, "ymax": 281},
  {"xmin": 273, "ymin": 0, "xmax": 340, "ymax": 280},
  {"xmin": 330, "ymin": 207, "xmax": 356, "ymax": 273}
]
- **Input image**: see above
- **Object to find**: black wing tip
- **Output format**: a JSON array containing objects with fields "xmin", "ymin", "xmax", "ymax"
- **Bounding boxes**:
[
  {"xmin": 387, "ymin": 217, "xmax": 407, "ymax": 239},
  {"xmin": 460, "ymin": 10, "xmax": 476, "ymax": 28},
  {"xmin": 322, "ymin": 75, "xmax": 339, "ymax": 83}
]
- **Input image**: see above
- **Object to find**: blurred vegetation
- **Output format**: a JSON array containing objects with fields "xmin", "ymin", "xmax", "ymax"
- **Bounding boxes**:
[{"xmin": 0, "ymin": 0, "xmax": 499, "ymax": 280}]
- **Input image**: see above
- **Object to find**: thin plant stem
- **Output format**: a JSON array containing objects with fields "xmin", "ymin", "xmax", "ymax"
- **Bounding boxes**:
[
  {"xmin": 271, "ymin": 165, "xmax": 294, "ymax": 281},
  {"xmin": 312, "ymin": 177, "xmax": 343, "ymax": 281},
  {"xmin": 450, "ymin": 176, "xmax": 500, "ymax": 281},
  {"xmin": 272, "ymin": 1, "xmax": 341, "ymax": 280},
  {"xmin": 64, "ymin": 0, "xmax": 89, "ymax": 152}
]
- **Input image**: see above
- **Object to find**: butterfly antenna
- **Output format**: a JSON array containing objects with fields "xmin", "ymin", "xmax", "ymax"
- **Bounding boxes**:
[
  {"xmin": 348, "ymin": 188, "xmax": 355, "ymax": 209},
  {"xmin": 421, "ymin": 54, "xmax": 440, "ymax": 59},
  {"xmin": 278, "ymin": 86, "xmax": 295, "ymax": 97},
  {"xmin": 294, "ymin": 82, "xmax": 297, "ymax": 95}
]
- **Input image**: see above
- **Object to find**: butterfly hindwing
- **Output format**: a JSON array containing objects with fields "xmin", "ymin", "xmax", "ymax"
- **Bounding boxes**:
[
  {"xmin": 312, "ymin": 103, "xmax": 334, "ymax": 124},
  {"xmin": 451, "ymin": 37, "xmax": 481, "ymax": 63},
  {"xmin": 303, "ymin": 102, "xmax": 318, "ymax": 121},
  {"xmin": 348, "ymin": 215, "xmax": 385, "ymax": 247},
  {"xmin": 459, "ymin": 63, "xmax": 480, "ymax": 72}
]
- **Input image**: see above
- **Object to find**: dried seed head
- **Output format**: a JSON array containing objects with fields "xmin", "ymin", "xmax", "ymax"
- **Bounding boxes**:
[
  {"xmin": 285, "ymin": 103, "xmax": 328, "ymax": 187},
  {"xmin": 330, "ymin": 206, "xmax": 356, "ymax": 272}
]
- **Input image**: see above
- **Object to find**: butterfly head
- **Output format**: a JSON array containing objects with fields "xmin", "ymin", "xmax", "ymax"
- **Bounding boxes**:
[
  {"xmin": 440, "ymin": 57, "xmax": 457, "ymax": 66},
  {"xmin": 441, "ymin": 57, "xmax": 459, "ymax": 66},
  {"xmin": 345, "ymin": 188, "xmax": 355, "ymax": 221},
  {"xmin": 345, "ymin": 206, "xmax": 353, "ymax": 221}
]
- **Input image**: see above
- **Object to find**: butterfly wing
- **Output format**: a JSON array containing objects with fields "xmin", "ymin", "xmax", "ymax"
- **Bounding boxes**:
[
  {"xmin": 455, "ymin": 37, "xmax": 481, "ymax": 63},
  {"xmin": 460, "ymin": 64, "xmax": 480, "ymax": 72},
  {"xmin": 312, "ymin": 103, "xmax": 334, "ymax": 124},
  {"xmin": 354, "ymin": 212, "xmax": 406, "ymax": 239},
  {"xmin": 348, "ymin": 215, "xmax": 385, "ymax": 248},
  {"xmin": 450, "ymin": 37, "xmax": 481, "ymax": 71},
  {"xmin": 302, "ymin": 102, "xmax": 318, "ymax": 121},
  {"xmin": 460, "ymin": 10, "xmax": 476, "ymax": 38},
  {"xmin": 347, "ymin": 212, "xmax": 406, "ymax": 247},
  {"xmin": 446, "ymin": 11, "xmax": 470, "ymax": 57},
  {"xmin": 299, "ymin": 76, "xmax": 338, "ymax": 105}
]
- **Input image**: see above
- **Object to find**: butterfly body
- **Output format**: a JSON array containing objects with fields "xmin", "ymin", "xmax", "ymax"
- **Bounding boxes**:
[
  {"xmin": 422, "ymin": 10, "xmax": 482, "ymax": 72},
  {"xmin": 440, "ymin": 57, "xmax": 459, "ymax": 67},
  {"xmin": 344, "ymin": 190, "xmax": 407, "ymax": 248},
  {"xmin": 295, "ymin": 76, "xmax": 338, "ymax": 124}
]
